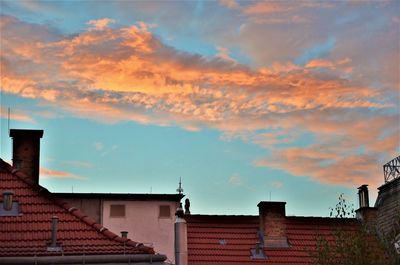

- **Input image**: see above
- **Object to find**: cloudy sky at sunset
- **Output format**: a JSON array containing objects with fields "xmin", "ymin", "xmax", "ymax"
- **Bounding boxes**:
[{"xmin": 0, "ymin": 0, "xmax": 399, "ymax": 216}]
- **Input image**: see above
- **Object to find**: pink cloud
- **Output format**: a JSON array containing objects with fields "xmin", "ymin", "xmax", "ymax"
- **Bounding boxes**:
[
  {"xmin": 0, "ymin": 107, "xmax": 35, "ymax": 123},
  {"xmin": 87, "ymin": 18, "xmax": 115, "ymax": 30},
  {"xmin": 40, "ymin": 167, "xmax": 84, "ymax": 180},
  {"xmin": 243, "ymin": 2, "xmax": 290, "ymax": 15},
  {"xmin": 1, "ymin": 15, "xmax": 398, "ymax": 188},
  {"xmin": 256, "ymin": 149, "xmax": 384, "ymax": 188}
]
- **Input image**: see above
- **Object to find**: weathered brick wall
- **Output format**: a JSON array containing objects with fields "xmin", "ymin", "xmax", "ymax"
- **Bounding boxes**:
[
  {"xmin": 375, "ymin": 178, "xmax": 400, "ymax": 236},
  {"xmin": 263, "ymin": 211, "xmax": 287, "ymax": 238},
  {"xmin": 257, "ymin": 201, "xmax": 289, "ymax": 248}
]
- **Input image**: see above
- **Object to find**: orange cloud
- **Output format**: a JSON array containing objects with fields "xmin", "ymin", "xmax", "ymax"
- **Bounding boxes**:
[
  {"xmin": 1, "ymin": 15, "xmax": 398, "ymax": 188},
  {"xmin": 87, "ymin": 18, "xmax": 115, "ymax": 30},
  {"xmin": 257, "ymin": 149, "xmax": 385, "ymax": 188},
  {"xmin": 219, "ymin": 0, "xmax": 239, "ymax": 9},
  {"xmin": 40, "ymin": 167, "xmax": 84, "ymax": 180},
  {"xmin": 243, "ymin": 2, "xmax": 290, "ymax": 15}
]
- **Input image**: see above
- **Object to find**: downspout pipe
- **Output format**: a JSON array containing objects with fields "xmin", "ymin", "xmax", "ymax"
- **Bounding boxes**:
[{"xmin": 0, "ymin": 254, "xmax": 168, "ymax": 264}]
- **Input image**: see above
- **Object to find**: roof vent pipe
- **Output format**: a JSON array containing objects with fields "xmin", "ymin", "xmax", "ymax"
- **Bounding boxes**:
[
  {"xmin": 358, "ymin": 185, "xmax": 369, "ymax": 208},
  {"xmin": 121, "ymin": 231, "xmax": 128, "ymax": 238},
  {"xmin": 46, "ymin": 216, "xmax": 62, "ymax": 252},
  {"xmin": 3, "ymin": 191, "xmax": 13, "ymax": 211},
  {"xmin": 50, "ymin": 216, "xmax": 59, "ymax": 247}
]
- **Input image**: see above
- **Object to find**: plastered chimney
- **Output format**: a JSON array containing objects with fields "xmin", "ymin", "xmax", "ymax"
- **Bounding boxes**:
[
  {"xmin": 10, "ymin": 129, "xmax": 44, "ymax": 184},
  {"xmin": 258, "ymin": 201, "xmax": 289, "ymax": 248},
  {"xmin": 175, "ymin": 204, "xmax": 187, "ymax": 265}
]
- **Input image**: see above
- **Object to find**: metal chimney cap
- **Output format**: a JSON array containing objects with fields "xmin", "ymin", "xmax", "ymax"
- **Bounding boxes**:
[
  {"xmin": 2, "ymin": 190, "xmax": 14, "ymax": 195},
  {"xmin": 121, "ymin": 231, "xmax": 128, "ymax": 238}
]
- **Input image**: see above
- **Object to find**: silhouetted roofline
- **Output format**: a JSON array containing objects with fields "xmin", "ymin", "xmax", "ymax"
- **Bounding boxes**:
[
  {"xmin": 54, "ymin": 192, "xmax": 184, "ymax": 201},
  {"xmin": 186, "ymin": 214, "xmax": 358, "ymax": 220},
  {"xmin": 0, "ymin": 158, "xmax": 156, "ymax": 256}
]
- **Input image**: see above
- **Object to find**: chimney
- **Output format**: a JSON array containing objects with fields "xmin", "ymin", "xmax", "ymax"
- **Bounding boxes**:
[
  {"xmin": 358, "ymin": 184, "xmax": 369, "ymax": 208},
  {"xmin": 175, "ymin": 204, "xmax": 187, "ymax": 265},
  {"xmin": 10, "ymin": 129, "xmax": 44, "ymax": 184},
  {"xmin": 257, "ymin": 201, "xmax": 289, "ymax": 248},
  {"xmin": 356, "ymin": 185, "xmax": 377, "ymax": 231}
]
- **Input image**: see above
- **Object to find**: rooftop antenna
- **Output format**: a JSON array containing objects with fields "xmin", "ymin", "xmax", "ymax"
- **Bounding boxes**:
[
  {"xmin": 269, "ymin": 191, "xmax": 272, "ymax": 201},
  {"xmin": 8, "ymin": 107, "xmax": 10, "ymax": 136},
  {"xmin": 150, "ymin": 186, "xmax": 152, "ymax": 194},
  {"xmin": 176, "ymin": 177, "xmax": 184, "ymax": 194}
]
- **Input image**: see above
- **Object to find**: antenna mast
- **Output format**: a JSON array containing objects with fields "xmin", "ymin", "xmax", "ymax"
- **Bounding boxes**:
[
  {"xmin": 176, "ymin": 177, "xmax": 184, "ymax": 194},
  {"xmin": 8, "ymin": 107, "xmax": 10, "ymax": 135}
]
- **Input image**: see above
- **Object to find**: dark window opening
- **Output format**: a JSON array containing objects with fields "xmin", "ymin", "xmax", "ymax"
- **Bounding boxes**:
[
  {"xmin": 159, "ymin": 205, "xmax": 171, "ymax": 218},
  {"xmin": 110, "ymin": 204, "xmax": 125, "ymax": 217}
]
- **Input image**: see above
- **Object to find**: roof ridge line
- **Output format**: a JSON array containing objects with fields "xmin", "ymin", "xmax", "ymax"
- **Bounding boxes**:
[{"xmin": 0, "ymin": 158, "xmax": 154, "ymax": 254}]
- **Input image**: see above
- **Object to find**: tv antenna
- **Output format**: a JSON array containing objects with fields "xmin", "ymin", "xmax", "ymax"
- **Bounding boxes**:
[
  {"xmin": 176, "ymin": 177, "xmax": 184, "ymax": 194},
  {"xmin": 8, "ymin": 107, "xmax": 10, "ymax": 136}
]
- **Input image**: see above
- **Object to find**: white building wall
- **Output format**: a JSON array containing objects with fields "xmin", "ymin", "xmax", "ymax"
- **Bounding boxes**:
[{"xmin": 102, "ymin": 200, "xmax": 179, "ymax": 263}]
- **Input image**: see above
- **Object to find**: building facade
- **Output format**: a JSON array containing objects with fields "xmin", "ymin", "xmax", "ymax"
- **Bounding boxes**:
[{"xmin": 55, "ymin": 192, "xmax": 183, "ymax": 263}]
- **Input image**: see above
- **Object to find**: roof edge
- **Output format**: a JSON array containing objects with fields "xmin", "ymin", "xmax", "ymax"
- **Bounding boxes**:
[
  {"xmin": 185, "ymin": 214, "xmax": 358, "ymax": 221},
  {"xmin": 54, "ymin": 192, "xmax": 184, "ymax": 201},
  {"xmin": 0, "ymin": 254, "xmax": 167, "ymax": 264},
  {"xmin": 0, "ymin": 158, "xmax": 154, "ymax": 254}
]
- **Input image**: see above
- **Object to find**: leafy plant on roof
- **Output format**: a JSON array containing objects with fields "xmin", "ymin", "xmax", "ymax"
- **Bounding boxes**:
[
  {"xmin": 329, "ymin": 193, "xmax": 355, "ymax": 218},
  {"xmin": 311, "ymin": 193, "xmax": 389, "ymax": 265}
]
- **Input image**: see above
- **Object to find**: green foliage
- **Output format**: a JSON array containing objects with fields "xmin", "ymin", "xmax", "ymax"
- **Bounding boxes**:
[
  {"xmin": 329, "ymin": 193, "xmax": 354, "ymax": 218},
  {"xmin": 312, "ymin": 227, "xmax": 388, "ymax": 265},
  {"xmin": 311, "ymin": 193, "xmax": 390, "ymax": 265}
]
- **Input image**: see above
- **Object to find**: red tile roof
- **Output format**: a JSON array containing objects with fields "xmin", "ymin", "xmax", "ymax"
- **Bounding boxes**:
[
  {"xmin": 186, "ymin": 214, "xmax": 361, "ymax": 265},
  {"xmin": 0, "ymin": 159, "xmax": 154, "ymax": 257}
]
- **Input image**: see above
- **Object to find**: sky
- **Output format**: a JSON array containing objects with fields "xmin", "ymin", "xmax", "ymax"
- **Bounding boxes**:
[{"xmin": 0, "ymin": 0, "xmax": 399, "ymax": 216}]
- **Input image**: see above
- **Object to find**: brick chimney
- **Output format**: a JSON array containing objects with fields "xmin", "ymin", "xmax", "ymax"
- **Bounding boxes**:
[
  {"xmin": 10, "ymin": 129, "xmax": 44, "ymax": 184},
  {"xmin": 257, "ymin": 201, "xmax": 289, "ymax": 248}
]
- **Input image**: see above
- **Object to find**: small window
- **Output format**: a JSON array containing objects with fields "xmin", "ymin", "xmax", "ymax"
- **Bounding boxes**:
[
  {"xmin": 110, "ymin": 204, "xmax": 125, "ymax": 217},
  {"xmin": 159, "ymin": 205, "xmax": 171, "ymax": 218}
]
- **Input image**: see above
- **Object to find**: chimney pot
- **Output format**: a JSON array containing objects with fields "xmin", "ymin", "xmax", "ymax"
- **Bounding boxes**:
[
  {"xmin": 10, "ymin": 129, "xmax": 44, "ymax": 184},
  {"xmin": 3, "ymin": 191, "xmax": 13, "ymax": 211},
  {"xmin": 121, "ymin": 231, "xmax": 128, "ymax": 238},
  {"xmin": 358, "ymin": 184, "xmax": 369, "ymax": 208},
  {"xmin": 356, "ymin": 185, "xmax": 377, "ymax": 231},
  {"xmin": 175, "ymin": 203, "xmax": 184, "ymax": 218}
]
